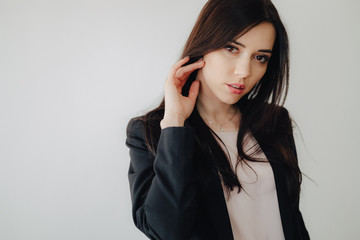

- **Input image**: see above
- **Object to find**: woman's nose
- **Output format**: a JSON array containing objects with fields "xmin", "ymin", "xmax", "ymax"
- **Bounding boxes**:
[{"xmin": 234, "ymin": 57, "xmax": 251, "ymax": 79}]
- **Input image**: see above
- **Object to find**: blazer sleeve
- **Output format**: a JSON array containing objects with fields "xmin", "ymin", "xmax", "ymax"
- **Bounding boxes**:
[
  {"xmin": 126, "ymin": 119, "xmax": 198, "ymax": 240},
  {"xmin": 282, "ymin": 108, "xmax": 310, "ymax": 240}
]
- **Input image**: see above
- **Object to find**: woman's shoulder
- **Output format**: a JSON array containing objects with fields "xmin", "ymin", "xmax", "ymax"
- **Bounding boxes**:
[
  {"xmin": 125, "ymin": 117, "xmax": 148, "ymax": 151},
  {"xmin": 262, "ymin": 102, "xmax": 290, "ymax": 115},
  {"xmin": 259, "ymin": 103, "xmax": 293, "ymax": 135},
  {"xmin": 126, "ymin": 117, "xmax": 145, "ymax": 138},
  {"xmin": 261, "ymin": 103, "xmax": 291, "ymax": 119},
  {"xmin": 127, "ymin": 109, "xmax": 164, "ymax": 134},
  {"xmin": 274, "ymin": 105, "xmax": 293, "ymax": 135},
  {"xmin": 126, "ymin": 110, "xmax": 164, "ymax": 153}
]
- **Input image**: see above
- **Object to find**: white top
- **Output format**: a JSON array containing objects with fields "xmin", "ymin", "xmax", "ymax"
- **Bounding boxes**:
[{"xmin": 215, "ymin": 131, "xmax": 285, "ymax": 240}]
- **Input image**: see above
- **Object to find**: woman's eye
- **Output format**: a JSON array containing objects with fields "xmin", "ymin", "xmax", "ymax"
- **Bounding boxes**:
[
  {"xmin": 255, "ymin": 55, "xmax": 270, "ymax": 64},
  {"xmin": 225, "ymin": 45, "xmax": 238, "ymax": 53}
]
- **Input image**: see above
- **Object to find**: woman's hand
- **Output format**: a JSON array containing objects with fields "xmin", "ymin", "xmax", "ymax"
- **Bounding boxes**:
[{"xmin": 160, "ymin": 56, "xmax": 205, "ymax": 129}]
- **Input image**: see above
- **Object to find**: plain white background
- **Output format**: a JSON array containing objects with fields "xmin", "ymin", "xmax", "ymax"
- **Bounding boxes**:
[{"xmin": 1, "ymin": 0, "xmax": 359, "ymax": 239}]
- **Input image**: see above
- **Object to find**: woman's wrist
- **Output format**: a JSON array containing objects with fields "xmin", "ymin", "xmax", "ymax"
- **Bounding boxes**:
[{"xmin": 160, "ymin": 114, "xmax": 185, "ymax": 129}]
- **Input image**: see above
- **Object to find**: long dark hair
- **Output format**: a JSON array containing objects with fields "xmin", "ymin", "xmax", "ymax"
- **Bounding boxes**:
[{"xmin": 135, "ymin": 0, "xmax": 302, "ymax": 205}]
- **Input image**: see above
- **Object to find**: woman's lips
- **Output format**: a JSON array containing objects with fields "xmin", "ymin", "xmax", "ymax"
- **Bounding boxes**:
[{"xmin": 227, "ymin": 84, "xmax": 245, "ymax": 95}]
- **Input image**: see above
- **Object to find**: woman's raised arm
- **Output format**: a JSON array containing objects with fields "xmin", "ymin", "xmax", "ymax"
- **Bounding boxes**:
[
  {"xmin": 160, "ymin": 57, "xmax": 204, "ymax": 128},
  {"xmin": 126, "ymin": 57, "xmax": 205, "ymax": 240}
]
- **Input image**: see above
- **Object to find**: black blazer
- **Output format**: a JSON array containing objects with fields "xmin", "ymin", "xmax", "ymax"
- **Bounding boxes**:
[{"xmin": 126, "ymin": 108, "xmax": 310, "ymax": 240}]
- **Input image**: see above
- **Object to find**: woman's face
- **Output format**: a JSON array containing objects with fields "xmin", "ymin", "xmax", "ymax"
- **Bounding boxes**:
[{"xmin": 196, "ymin": 22, "xmax": 276, "ymax": 105}]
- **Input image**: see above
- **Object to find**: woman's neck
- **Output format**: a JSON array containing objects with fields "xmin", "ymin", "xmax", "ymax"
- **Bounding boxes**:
[
  {"xmin": 196, "ymin": 99, "xmax": 235, "ymax": 120},
  {"xmin": 196, "ymin": 95, "xmax": 241, "ymax": 132}
]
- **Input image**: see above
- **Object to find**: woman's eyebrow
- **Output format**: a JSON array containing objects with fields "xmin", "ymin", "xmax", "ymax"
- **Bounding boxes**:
[
  {"xmin": 230, "ymin": 40, "xmax": 273, "ymax": 53},
  {"xmin": 231, "ymin": 40, "xmax": 246, "ymax": 48}
]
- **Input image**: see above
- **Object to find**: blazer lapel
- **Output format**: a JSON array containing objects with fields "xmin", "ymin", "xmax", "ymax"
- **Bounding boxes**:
[
  {"xmin": 256, "ymin": 140, "xmax": 295, "ymax": 240},
  {"xmin": 202, "ymin": 169, "xmax": 234, "ymax": 240}
]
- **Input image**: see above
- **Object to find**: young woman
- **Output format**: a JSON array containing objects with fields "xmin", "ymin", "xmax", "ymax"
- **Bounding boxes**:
[{"xmin": 126, "ymin": 0, "xmax": 310, "ymax": 239}]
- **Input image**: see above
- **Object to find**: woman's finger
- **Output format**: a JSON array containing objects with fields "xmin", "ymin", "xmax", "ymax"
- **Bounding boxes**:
[
  {"xmin": 174, "ymin": 59, "xmax": 205, "ymax": 92},
  {"xmin": 176, "ymin": 59, "xmax": 205, "ymax": 81},
  {"xmin": 188, "ymin": 80, "xmax": 200, "ymax": 102},
  {"xmin": 168, "ymin": 56, "xmax": 190, "ymax": 81}
]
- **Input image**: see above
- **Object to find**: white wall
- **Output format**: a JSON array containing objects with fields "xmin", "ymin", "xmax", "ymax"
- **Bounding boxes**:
[
  {"xmin": 0, "ymin": 0, "xmax": 359, "ymax": 239},
  {"xmin": 272, "ymin": 0, "xmax": 360, "ymax": 239}
]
